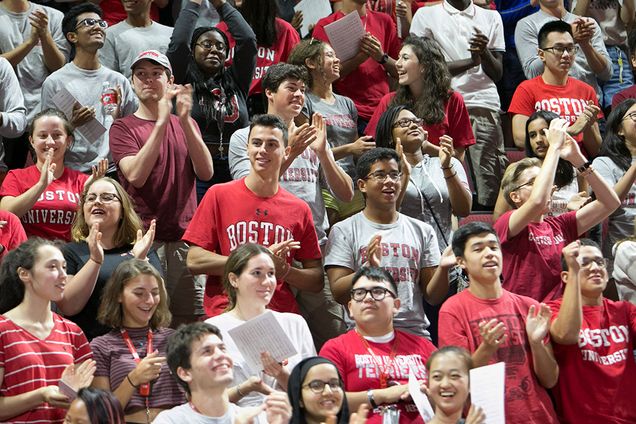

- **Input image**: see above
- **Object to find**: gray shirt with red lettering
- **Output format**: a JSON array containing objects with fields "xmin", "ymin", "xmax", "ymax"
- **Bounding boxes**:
[{"xmin": 324, "ymin": 212, "xmax": 440, "ymax": 337}]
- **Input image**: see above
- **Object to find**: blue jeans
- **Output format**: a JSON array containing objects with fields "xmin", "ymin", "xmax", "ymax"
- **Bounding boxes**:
[{"xmin": 600, "ymin": 45, "xmax": 634, "ymax": 111}]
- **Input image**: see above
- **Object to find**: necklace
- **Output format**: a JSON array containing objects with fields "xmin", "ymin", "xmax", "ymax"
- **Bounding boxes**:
[{"xmin": 356, "ymin": 330, "xmax": 399, "ymax": 388}]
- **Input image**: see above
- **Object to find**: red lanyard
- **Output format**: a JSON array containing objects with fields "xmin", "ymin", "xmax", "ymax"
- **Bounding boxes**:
[
  {"xmin": 121, "ymin": 329, "xmax": 153, "ymax": 397},
  {"xmin": 357, "ymin": 331, "xmax": 399, "ymax": 388}
]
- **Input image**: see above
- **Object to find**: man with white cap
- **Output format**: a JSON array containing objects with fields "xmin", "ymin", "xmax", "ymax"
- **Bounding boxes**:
[{"xmin": 109, "ymin": 49, "xmax": 214, "ymax": 327}]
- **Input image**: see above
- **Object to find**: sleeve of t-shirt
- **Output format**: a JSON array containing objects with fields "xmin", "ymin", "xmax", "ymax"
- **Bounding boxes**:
[
  {"xmin": 324, "ymin": 223, "xmax": 355, "ymax": 269},
  {"xmin": 119, "ymin": 77, "xmax": 138, "ymax": 117},
  {"xmin": 0, "ymin": 170, "xmax": 23, "ymax": 197},
  {"xmin": 90, "ymin": 336, "xmax": 111, "ymax": 378},
  {"xmin": 311, "ymin": 17, "xmax": 330, "ymax": 43},
  {"xmin": 487, "ymin": 11, "xmax": 505, "ymax": 52},
  {"xmin": 100, "ymin": 35, "xmax": 118, "ymax": 72},
  {"xmin": 365, "ymin": 93, "xmax": 392, "ymax": 137},
  {"xmin": 508, "ymin": 81, "xmax": 535, "ymax": 115},
  {"xmin": 40, "ymin": 77, "xmax": 58, "ymax": 112},
  {"xmin": 5, "ymin": 212, "xmax": 26, "ymax": 251},
  {"xmin": 588, "ymin": 20, "xmax": 612, "ymax": 81},
  {"xmin": 49, "ymin": 9, "xmax": 71, "ymax": 60},
  {"xmin": 62, "ymin": 243, "xmax": 83, "ymax": 276},
  {"xmin": 438, "ymin": 306, "xmax": 471, "ymax": 349},
  {"xmin": 592, "ymin": 156, "xmax": 619, "ymax": 185},
  {"xmin": 383, "ymin": 16, "xmax": 401, "ymax": 59},
  {"xmin": 446, "ymin": 92, "xmax": 475, "ymax": 148},
  {"xmin": 514, "ymin": 18, "xmax": 544, "ymax": 79},
  {"xmin": 72, "ymin": 324, "xmax": 93, "ymax": 363},
  {"xmin": 229, "ymin": 128, "xmax": 250, "ymax": 180},
  {"xmin": 109, "ymin": 118, "xmax": 142, "ymax": 164},
  {"xmin": 278, "ymin": 19, "xmax": 301, "ymax": 62},
  {"xmin": 544, "ymin": 299, "xmax": 562, "ymax": 324},
  {"xmin": 450, "ymin": 157, "xmax": 470, "ymax": 191},
  {"xmin": 294, "ymin": 315, "xmax": 317, "ymax": 357},
  {"xmin": 318, "ymin": 337, "xmax": 347, "ymax": 378},
  {"xmin": 551, "ymin": 210, "xmax": 579, "ymax": 241},
  {"xmin": 629, "ymin": 302, "xmax": 636, "ymax": 339},
  {"xmin": 182, "ymin": 188, "xmax": 219, "ymax": 251},
  {"xmin": 493, "ymin": 209, "xmax": 514, "ymax": 243},
  {"xmin": 409, "ymin": 9, "xmax": 434, "ymax": 38},
  {"xmin": 419, "ymin": 224, "xmax": 441, "ymax": 268},
  {"xmin": 295, "ymin": 204, "xmax": 322, "ymax": 262}
]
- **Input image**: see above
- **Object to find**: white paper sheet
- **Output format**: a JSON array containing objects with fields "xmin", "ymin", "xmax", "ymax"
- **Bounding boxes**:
[
  {"xmin": 408, "ymin": 369, "xmax": 434, "ymax": 422},
  {"xmin": 294, "ymin": 0, "xmax": 332, "ymax": 38},
  {"xmin": 228, "ymin": 311, "xmax": 298, "ymax": 371},
  {"xmin": 469, "ymin": 362, "xmax": 505, "ymax": 424},
  {"xmin": 51, "ymin": 87, "xmax": 106, "ymax": 144},
  {"xmin": 323, "ymin": 10, "xmax": 365, "ymax": 62}
]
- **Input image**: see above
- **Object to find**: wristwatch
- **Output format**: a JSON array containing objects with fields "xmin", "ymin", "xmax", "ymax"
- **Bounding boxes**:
[
  {"xmin": 367, "ymin": 389, "xmax": 379, "ymax": 409},
  {"xmin": 377, "ymin": 53, "xmax": 389, "ymax": 64}
]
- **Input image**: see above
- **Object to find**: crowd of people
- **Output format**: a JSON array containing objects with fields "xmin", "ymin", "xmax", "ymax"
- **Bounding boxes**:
[{"xmin": 1, "ymin": 0, "xmax": 636, "ymax": 423}]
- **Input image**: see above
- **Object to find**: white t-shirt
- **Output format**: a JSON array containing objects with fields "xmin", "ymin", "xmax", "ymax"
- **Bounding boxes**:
[
  {"xmin": 410, "ymin": 1, "xmax": 505, "ymax": 111},
  {"xmin": 154, "ymin": 402, "xmax": 266, "ymax": 424}
]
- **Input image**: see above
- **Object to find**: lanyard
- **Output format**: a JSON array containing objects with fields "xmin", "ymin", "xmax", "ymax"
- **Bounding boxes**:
[
  {"xmin": 121, "ymin": 328, "xmax": 153, "ymax": 397},
  {"xmin": 357, "ymin": 331, "xmax": 399, "ymax": 388}
]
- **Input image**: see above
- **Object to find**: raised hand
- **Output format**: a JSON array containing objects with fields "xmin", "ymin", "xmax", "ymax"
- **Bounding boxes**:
[
  {"xmin": 39, "ymin": 148, "xmax": 56, "ymax": 188},
  {"xmin": 544, "ymin": 117, "xmax": 569, "ymax": 151},
  {"xmin": 469, "ymin": 27, "xmax": 489, "ymax": 56},
  {"xmin": 40, "ymin": 386, "xmax": 71, "ymax": 409},
  {"xmin": 241, "ymin": 375, "xmax": 274, "ymax": 396},
  {"xmin": 290, "ymin": 10, "xmax": 303, "ymax": 31},
  {"xmin": 465, "ymin": 404, "xmax": 486, "ymax": 424},
  {"xmin": 91, "ymin": 158, "xmax": 109, "ymax": 181},
  {"xmin": 129, "ymin": 351, "xmax": 166, "ymax": 386},
  {"xmin": 158, "ymin": 85, "xmax": 178, "ymax": 124},
  {"xmin": 561, "ymin": 240, "xmax": 581, "ymax": 274},
  {"xmin": 569, "ymin": 102, "xmax": 600, "ymax": 135},
  {"xmin": 439, "ymin": 245, "xmax": 458, "ymax": 269},
  {"xmin": 310, "ymin": 113, "xmax": 328, "ymax": 154},
  {"xmin": 268, "ymin": 239, "xmax": 300, "ymax": 278},
  {"xmin": 261, "ymin": 351, "xmax": 289, "ymax": 388},
  {"xmin": 571, "ymin": 18, "xmax": 595, "ymax": 44},
  {"xmin": 366, "ymin": 234, "xmax": 382, "ymax": 267},
  {"xmin": 29, "ymin": 8, "xmax": 50, "ymax": 37},
  {"xmin": 438, "ymin": 135, "xmax": 455, "ymax": 168},
  {"xmin": 559, "ymin": 133, "xmax": 584, "ymax": 164},
  {"xmin": 263, "ymin": 391, "xmax": 292, "ymax": 424},
  {"xmin": 395, "ymin": 137, "xmax": 411, "ymax": 183},
  {"xmin": 60, "ymin": 359, "xmax": 97, "ymax": 392},
  {"xmin": 478, "ymin": 318, "xmax": 508, "ymax": 350},
  {"xmin": 348, "ymin": 135, "xmax": 375, "ymax": 157},
  {"xmin": 287, "ymin": 122, "xmax": 317, "ymax": 160},
  {"xmin": 360, "ymin": 33, "xmax": 385, "ymax": 62},
  {"xmin": 131, "ymin": 219, "xmax": 156, "ymax": 260},
  {"xmin": 175, "ymin": 84, "xmax": 194, "ymax": 121},
  {"xmin": 87, "ymin": 223, "xmax": 104, "ymax": 265},
  {"xmin": 71, "ymin": 103, "xmax": 96, "ymax": 128},
  {"xmin": 526, "ymin": 303, "xmax": 552, "ymax": 344}
]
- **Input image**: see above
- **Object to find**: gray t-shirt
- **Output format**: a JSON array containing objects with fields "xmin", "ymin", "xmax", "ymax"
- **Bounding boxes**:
[
  {"xmin": 570, "ymin": 0, "xmax": 627, "ymax": 46},
  {"xmin": 101, "ymin": 20, "xmax": 174, "ymax": 77},
  {"xmin": 41, "ymin": 62, "xmax": 138, "ymax": 172},
  {"xmin": 515, "ymin": 9, "xmax": 612, "ymax": 101},
  {"xmin": 229, "ymin": 126, "xmax": 330, "ymax": 244},
  {"xmin": 0, "ymin": 3, "xmax": 70, "ymax": 121},
  {"xmin": 154, "ymin": 402, "xmax": 265, "ymax": 424},
  {"xmin": 324, "ymin": 212, "xmax": 441, "ymax": 337},
  {"xmin": 0, "ymin": 57, "xmax": 27, "ymax": 170},
  {"xmin": 303, "ymin": 92, "xmax": 358, "ymax": 180},
  {"xmin": 592, "ymin": 156, "xmax": 636, "ymax": 257},
  {"xmin": 400, "ymin": 156, "xmax": 468, "ymax": 251}
]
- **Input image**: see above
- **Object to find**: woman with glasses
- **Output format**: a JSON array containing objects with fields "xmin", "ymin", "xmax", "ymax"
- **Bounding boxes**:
[
  {"xmin": 56, "ymin": 177, "xmax": 161, "ymax": 340},
  {"xmin": 206, "ymin": 243, "xmax": 316, "ymax": 408},
  {"xmin": 592, "ymin": 99, "xmax": 636, "ymax": 258},
  {"xmin": 319, "ymin": 266, "xmax": 437, "ymax": 424},
  {"xmin": 167, "ymin": 0, "xmax": 256, "ymax": 201},
  {"xmin": 0, "ymin": 109, "xmax": 106, "ymax": 242},
  {"xmin": 494, "ymin": 118, "xmax": 620, "ymax": 302},
  {"xmin": 364, "ymin": 36, "xmax": 474, "ymax": 162},
  {"xmin": 494, "ymin": 110, "xmax": 588, "ymax": 220}
]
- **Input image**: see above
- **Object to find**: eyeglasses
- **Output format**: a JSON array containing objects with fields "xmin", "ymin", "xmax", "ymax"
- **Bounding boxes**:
[
  {"xmin": 196, "ymin": 40, "xmax": 227, "ymax": 52},
  {"xmin": 579, "ymin": 257, "xmax": 608, "ymax": 269},
  {"xmin": 542, "ymin": 45, "xmax": 578, "ymax": 56},
  {"xmin": 75, "ymin": 18, "xmax": 108, "ymax": 30},
  {"xmin": 393, "ymin": 117, "xmax": 423, "ymax": 128},
  {"xmin": 512, "ymin": 178, "xmax": 535, "ymax": 192},
  {"xmin": 623, "ymin": 112, "xmax": 636, "ymax": 122},
  {"xmin": 85, "ymin": 193, "xmax": 120, "ymax": 204},
  {"xmin": 350, "ymin": 286, "xmax": 396, "ymax": 302},
  {"xmin": 365, "ymin": 171, "xmax": 402, "ymax": 182},
  {"xmin": 303, "ymin": 378, "xmax": 343, "ymax": 394}
]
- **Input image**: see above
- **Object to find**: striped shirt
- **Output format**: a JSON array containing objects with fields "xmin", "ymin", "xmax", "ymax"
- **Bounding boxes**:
[{"xmin": 0, "ymin": 313, "xmax": 92, "ymax": 423}]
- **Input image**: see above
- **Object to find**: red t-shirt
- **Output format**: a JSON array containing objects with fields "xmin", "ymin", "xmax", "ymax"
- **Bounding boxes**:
[
  {"xmin": 320, "ymin": 329, "xmax": 436, "ymax": 424},
  {"xmin": 313, "ymin": 9, "xmax": 400, "ymax": 121},
  {"xmin": 218, "ymin": 18, "xmax": 300, "ymax": 97},
  {"xmin": 109, "ymin": 114, "xmax": 199, "ymax": 242},
  {"xmin": 508, "ymin": 75, "xmax": 602, "ymax": 144},
  {"xmin": 612, "ymin": 84, "xmax": 636, "ymax": 109},
  {"xmin": 364, "ymin": 91, "xmax": 476, "ymax": 148},
  {"xmin": 0, "ymin": 210, "xmax": 26, "ymax": 261},
  {"xmin": 546, "ymin": 298, "xmax": 636, "ymax": 424},
  {"xmin": 439, "ymin": 289, "xmax": 559, "ymax": 424},
  {"xmin": 100, "ymin": 0, "xmax": 160, "ymax": 26},
  {"xmin": 182, "ymin": 178, "xmax": 321, "ymax": 317},
  {"xmin": 493, "ymin": 210, "xmax": 579, "ymax": 301},
  {"xmin": 0, "ymin": 166, "xmax": 88, "ymax": 242},
  {"xmin": 0, "ymin": 313, "xmax": 92, "ymax": 423}
]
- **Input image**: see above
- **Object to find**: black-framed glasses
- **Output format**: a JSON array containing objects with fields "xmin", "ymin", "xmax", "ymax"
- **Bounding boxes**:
[
  {"xmin": 303, "ymin": 379, "xmax": 343, "ymax": 394},
  {"xmin": 623, "ymin": 112, "xmax": 636, "ymax": 122},
  {"xmin": 75, "ymin": 18, "xmax": 108, "ymax": 30},
  {"xmin": 365, "ymin": 171, "xmax": 402, "ymax": 182},
  {"xmin": 196, "ymin": 40, "xmax": 227, "ymax": 52},
  {"xmin": 579, "ymin": 257, "xmax": 608, "ymax": 269},
  {"xmin": 542, "ymin": 45, "xmax": 578, "ymax": 56},
  {"xmin": 393, "ymin": 117, "xmax": 423, "ymax": 128},
  {"xmin": 351, "ymin": 286, "xmax": 396, "ymax": 302},
  {"xmin": 85, "ymin": 193, "xmax": 120, "ymax": 204},
  {"xmin": 512, "ymin": 178, "xmax": 535, "ymax": 192}
]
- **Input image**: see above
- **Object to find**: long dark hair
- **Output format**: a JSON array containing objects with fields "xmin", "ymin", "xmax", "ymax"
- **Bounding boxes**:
[
  {"xmin": 599, "ymin": 98, "xmax": 636, "ymax": 172},
  {"xmin": 75, "ymin": 388, "xmax": 125, "ymax": 424},
  {"xmin": 524, "ymin": 110, "xmax": 575, "ymax": 189},
  {"xmin": 0, "ymin": 238, "xmax": 62, "ymax": 313},
  {"xmin": 238, "ymin": 0, "xmax": 278, "ymax": 47},
  {"xmin": 375, "ymin": 104, "xmax": 407, "ymax": 149},
  {"xmin": 391, "ymin": 36, "xmax": 451, "ymax": 125}
]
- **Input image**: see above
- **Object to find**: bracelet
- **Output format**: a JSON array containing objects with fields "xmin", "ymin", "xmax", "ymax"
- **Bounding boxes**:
[
  {"xmin": 367, "ymin": 389, "xmax": 378, "ymax": 409},
  {"xmin": 281, "ymin": 262, "xmax": 292, "ymax": 280},
  {"xmin": 444, "ymin": 171, "xmax": 457, "ymax": 180},
  {"xmin": 441, "ymin": 164, "xmax": 454, "ymax": 170},
  {"xmin": 236, "ymin": 384, "xmax": 246, "ymax": 397},
  {"xmin": 579, "ymin": 166, "xmax": 595, "ymax": 177},
  {"xmin": 127, "ymin": 374, "xmax": 138, "ymax": 388},
  {"xmin": 90, "ymin": 257, "xmax": 103, "ymax": 265},
  {"xmin": 576, "ymin": 160, "xmax": 592, "ymax": 174}
]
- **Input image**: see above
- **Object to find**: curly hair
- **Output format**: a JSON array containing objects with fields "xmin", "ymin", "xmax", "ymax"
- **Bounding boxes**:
[
  {"xmin": 288, "ymin": 38, "xmax": 327, "ymax": 89},
  {"xmin": 599, "ymin": 98, "xmax": 636, "ymax": 172},
  {"xmin": 390, "ymin": 36, "xmax": 452, "ymax": 125}
]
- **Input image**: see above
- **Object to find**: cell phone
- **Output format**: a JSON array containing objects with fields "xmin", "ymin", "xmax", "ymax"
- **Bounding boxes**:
[
  {"xmin": 58, "ymin": 380, "xmax": 77, "ymax": 402},
  {"xmin": 294, "ymin": 111, "xmax": 312, "ymax": 127}
]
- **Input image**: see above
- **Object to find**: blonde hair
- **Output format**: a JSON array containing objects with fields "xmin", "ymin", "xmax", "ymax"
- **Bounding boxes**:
[{"xmin": 501, "ymin": 158, "xmax": 542, "ymax": 208}]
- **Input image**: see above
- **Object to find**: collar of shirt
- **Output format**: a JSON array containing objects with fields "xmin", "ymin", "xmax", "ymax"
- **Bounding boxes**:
[{"xmin": 443, "ymin": 0, "xmax": 476, "ymax": 18}]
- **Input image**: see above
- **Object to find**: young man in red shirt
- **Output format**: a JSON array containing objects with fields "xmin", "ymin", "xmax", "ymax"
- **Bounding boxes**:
[{"xmin": 549, "ymin": 239, "xmax": 636, "ymax": 423}]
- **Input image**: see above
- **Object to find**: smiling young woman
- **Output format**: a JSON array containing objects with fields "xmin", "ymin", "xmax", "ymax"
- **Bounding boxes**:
[{"xmin": 90, "ymin": 259, "xmax": 185, "ymax": 424}]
